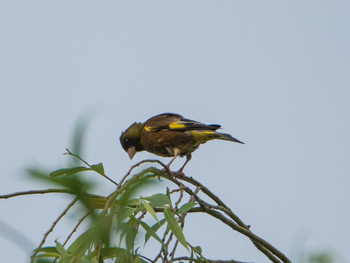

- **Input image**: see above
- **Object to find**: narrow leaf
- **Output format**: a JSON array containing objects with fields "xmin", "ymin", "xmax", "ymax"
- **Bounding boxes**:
[
  {"xmin": 177, "ymin": 201, "xmax": 196, "ymax": 214},
  {"xmin": 50, "ymin": 166, "xmax": 90, "ymax": 177},
  {"xmin": 78, "ymin": 258, "xmax": 90, "ymax": 263},
  {"xmin": 143, "ymin": 201, "xmax": 158, "ymax": 222},
  {"xmin": 36, "ymin": 247, "xmax": 59, "ymax": 254},
  {"xmin": 163, "ymin": 208, "xmax": 188, "ymax": 250},
  {"xmin": 35, "ymin": 246, "xmax": 60, "ymax": 258},
  {"xmin": 140, "ymin": 221, "xmax": 165, "ymax": 248},
  {"xmin": 125, "ymin": 226, "xmax": 137, "ymax": 251},
  {"xmin": 133, "ymin": 255, "xmax": 139, "ymax": 263},
  {"xmin": 68, "ymin": 228, "xmax": 94, "ymax": 257},
  {"xmin": 143, "ymin": 193, "xmax": 170, "ymax": 207},
  {"xmin": 56, "ymin": 241, "xmax": 70, "ymax": 257},
  {"xmin": 193, "ymin": 246, "xmax": 202, "ymax": 254},
  {"xmin": 86, "ymin": 248, "xmax": 128, "ymax": 259},
  {"xmin": 90, "ymin": 163, "xmax": 104, "ymax": 175},
  {"xmin": 145, "ymin": 218, "xmax": 166, "ymax": 243}
]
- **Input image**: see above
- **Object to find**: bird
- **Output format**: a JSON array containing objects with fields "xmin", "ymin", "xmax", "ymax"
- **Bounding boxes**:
[{"xmin": 120, "ymin": 113, "xmax": 244, "ymax": 175}]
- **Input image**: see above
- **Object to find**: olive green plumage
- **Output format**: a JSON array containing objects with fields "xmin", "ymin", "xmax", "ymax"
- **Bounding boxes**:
[{"xmin": 120, "ymin": 113, "xmax": 244, "ymax": 174}]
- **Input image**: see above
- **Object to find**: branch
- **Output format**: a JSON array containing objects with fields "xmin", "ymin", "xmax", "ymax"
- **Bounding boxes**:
[
  {"xmin": 63, "ymin": 211, "xmax": 91, "ymax": 246},
  {"xmin": 0, "ymin": 189, "xmax": 74, "ymax": 199},
  {"xmin": 172, "ymin": 257, "xmax": 251, "ymax": 263},
  {"xmin": 118, "ymin": 159, "xmax": 169, "ymax": 188},
  {"xmin": 65, "ymin": 148, "xmax": 119, "ymax": 186},
  {"xmin": 164, "ymin": 174, "xmax": 291, "ymax": 263},
  {"xmin": 31, "ymin": 198, "xmax": 78, "ymax": 262},
  {"xmin": 178, "ymin": 175, "xmax": 249, "ymax": 228}
]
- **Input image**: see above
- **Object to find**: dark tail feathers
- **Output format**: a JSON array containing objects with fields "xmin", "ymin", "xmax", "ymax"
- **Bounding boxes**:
[{"xmin": 215, "ymin": 132, "xmax": 244, "ymax": 144}]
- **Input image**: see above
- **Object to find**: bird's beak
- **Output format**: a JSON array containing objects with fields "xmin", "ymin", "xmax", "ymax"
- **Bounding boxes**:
[{"xmin": 127, "ymin": 146, "xmax": 137, "ymax": 160}]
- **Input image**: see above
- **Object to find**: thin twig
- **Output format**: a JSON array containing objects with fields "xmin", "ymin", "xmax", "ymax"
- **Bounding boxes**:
[
  {"xmin": 169, "ymin": 189, "xmax": 186, "ymax": 261},
  {"xmin": 65, "ymin": 148, "xmax": 90, "ymax": 167},
  {"xmin": 139, "ymin": 255, "xmax": 154, "ymax": 263},
  {"xmin": 0, "ymin": 189, "xmax": 74, "ymax": 199},
  {"xmin": 154, "ymin": 224, "xmax": 171, "ymax": 262},
  {"xmin": 21, "ymin": 159, "xmax": 291, "ymax": 263},
  {"xmin": 169, "ymin": 215, "xmax": 186, "ymax": 262},
  {"xmin": 166, "ymin": 174, "xmax": 290, "ymax": 263},
  {"xmin": 177, "ymin": 175, "xmax": 249, "ymax": 228},
  {"xmin": 65, "ymin": 148, "xmax": 119, "ymax": 186},
  {"xmin": 172, "ymin": 257, "xmax": 252, "ymax": 263},
  {"xmin": 118, "ymin": 159, "xmax": 169, "ymax": 188},
  {"xmin": 31, "ymin": 198, "xmax": 78, "ymax": 262},
  {"xmin": 52, "ymin": 211, "xmax": 92, "ymax": 263},
  {"xmin": 63, "ymin": 211, "xmax": 92, "ymax": 246}
]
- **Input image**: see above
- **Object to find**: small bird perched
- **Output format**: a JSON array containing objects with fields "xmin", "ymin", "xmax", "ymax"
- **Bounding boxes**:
[{"xmin": 120, "ymin": 113, "xmax": 244, "ymax": 175}]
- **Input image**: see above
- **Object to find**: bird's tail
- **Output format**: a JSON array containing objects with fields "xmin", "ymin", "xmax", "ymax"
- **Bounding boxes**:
[
  {"xmin": 191, "ymin": 130, "xmax": 244, "ymax": 144},
  {"xmin": 214, "ymin": 132, "xmax": 244, "ymax": 144}
]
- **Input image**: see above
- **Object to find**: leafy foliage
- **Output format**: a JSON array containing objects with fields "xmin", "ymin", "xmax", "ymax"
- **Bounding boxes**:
[
  {"xmin": 2, "ymin": 149, "xmax": 292, "ymax": 263},
  {"xmin": 26, "ymin": 150, "xmax": 210, "ymax": 263}
]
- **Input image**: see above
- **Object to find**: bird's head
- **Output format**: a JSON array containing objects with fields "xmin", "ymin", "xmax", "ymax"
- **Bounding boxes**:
[{"xmin": 120, "ymin": 122, "xmax": 144, "ymax": 160}]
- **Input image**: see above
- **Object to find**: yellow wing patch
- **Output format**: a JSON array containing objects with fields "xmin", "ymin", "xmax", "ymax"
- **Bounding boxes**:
[
  {"xmin": 168, "ymin": 122, "xmax": 186, "ymax": 129},
  {"xmin": 144, "ymin": 123, "xmax": 186, "ymax": 132}
]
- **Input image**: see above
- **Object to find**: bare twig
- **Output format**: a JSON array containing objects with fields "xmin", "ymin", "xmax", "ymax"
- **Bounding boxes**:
[
  {"xmin": 118, "ymin": 159, "xmax": 169, "ymax": 188},
  {"xmin": 51, "ymin": 211, "xmax": 92, "ymax": 263},
  {"xmin": 16, "ymin": 158, "xmax": 291, "ymax": 263},
  {"xmin": 65, "ymin": 148, "xmax": 119, "ymax": 186},
  {"xmin": 177, "ymin": 175, "xmax": 249, "ymax": 228},
  {"xmin": 63, "ymin": 211, "xmax": 92, "ymax": 246},
  {"xmin": 169, "ymin": 189, "xmax": 187, "ymax": 261},
  {"xmin": 166, "ymin": 174, "xmax": 291, "ymax": 263},
  {"xmin": 172, "ymin": 257, "xmax": 252, "ymax": 263},
  {"xmin": 31, "ymin": 198, "xmax": 78, "ymax": 262},
  {"xmin": 0, "ymin": 189, "xmax": 74, "ymax": 199}
]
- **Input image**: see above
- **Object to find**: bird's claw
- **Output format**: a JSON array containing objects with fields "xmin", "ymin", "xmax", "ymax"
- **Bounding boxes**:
[
  {"xmin": 162, "ymin": 168, "xmax": 185, "ymax": 178},
  {"xmin": 174, "ymin": 170, "xmax": 185, "ymax": 178}
]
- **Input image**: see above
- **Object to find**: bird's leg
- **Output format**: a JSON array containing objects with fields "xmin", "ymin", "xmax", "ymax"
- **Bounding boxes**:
[
  {"xmin": 175, "ymin": 154, "xmax": 192, "ymax": 177},
  {"xmin": 163, "ymin": 156, "xmax": 178, "ymax": 175}
]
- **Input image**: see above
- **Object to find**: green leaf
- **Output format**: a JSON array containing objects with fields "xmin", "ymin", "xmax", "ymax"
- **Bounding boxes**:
[
  {"xmin": 35, "ymin": 246, "xmax": 60, "ymax": 258},
  {"xmin": 143, "ymin": 201, "xmax": 158, "ymax": 222},
  {"xmin": 116, "ymin": 206, "xmax": 137, "ymax": 223},
  {"xmin": 55, "ymin": 241, "xmax": 70, "ymax": 257},
  {"xmin": 125, "ymin": 226, "xmax": 137, "ymax": 251},
  {"xmin": 68, "ymin": 228, "xmax": 95, "ymax": 257},
  {"xmin": 101, "ymin": 247, "xmax": 128, "ymax": 258},
  {"xmin": 78, "ymin": 258, "xmax": 90, "ymax": 263},
  {"xmin": 120, "ymin": 218, "xmax": 138, "ymax": 252},
  {"xmin": 90, "ymin": 163, "xmax": 104, "ymax": 175},
  {"xmin": 177, "ymin": 201, "xmax": 196, "ymax": 214},
  {"xmin": 166, "ymin": 187, "xmax": 171, "ymax": 202},
  {"xmin": 143, "ymin": 193, "xmax": 171, "ymax": 207},
  {"xmin": 140, "ymin": 221, "xmax": 165, "ymax": 248},
  {"xmin": 36, "ymin": 246, "xmax": 59, "ymax": 254},
  {"xmin": 50, "ymin": 166, "xmax": 89, "ymax": 177},
  {"xmin": 193, "ymin": 246, "xmax": 202, "ymax": 254},
  {"xmin": 163, "ymin": 207, "xmax": 188, "ymax": 250},
  {"xmin": 86, "ymin": 248, "xmax": 128, "ymax": 260},
  {"xmin": 133, "ymin": 255, "xmax": 140, "ymax": 263},
  {"xmin": 145, "ymin": 218, "xmax": 166, "ymax": 243},
  {"xmin": 85, "ymin": 195, "xmax": 107, "ymax": 209}
]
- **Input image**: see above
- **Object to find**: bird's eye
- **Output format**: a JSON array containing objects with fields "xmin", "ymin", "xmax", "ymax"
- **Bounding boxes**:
[{"xmin": 123, "ymin": 138, "xmax": 131, "ymax": 149}]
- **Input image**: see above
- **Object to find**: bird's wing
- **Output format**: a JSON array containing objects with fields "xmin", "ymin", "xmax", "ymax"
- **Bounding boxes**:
[{"xmin": 144, "ymin": 113, "xmax": 221, "ymax": 132}]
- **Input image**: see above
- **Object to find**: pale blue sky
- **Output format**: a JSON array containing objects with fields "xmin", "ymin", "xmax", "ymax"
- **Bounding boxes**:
[{"xmin": 1, "ymin": 1, "xmax": 350, "ymax": 262}]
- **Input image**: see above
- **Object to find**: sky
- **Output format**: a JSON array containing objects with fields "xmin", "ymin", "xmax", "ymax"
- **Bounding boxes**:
[{"xmin": 1, "ymin": 0, "xmax": 350, "ymax": 262}]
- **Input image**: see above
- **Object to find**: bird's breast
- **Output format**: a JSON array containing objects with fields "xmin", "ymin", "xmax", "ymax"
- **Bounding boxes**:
[{"xmin": 141, "ymin": 130, "xmax": 199, "ymax": 157}]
